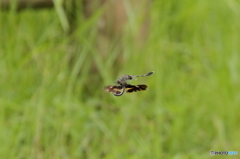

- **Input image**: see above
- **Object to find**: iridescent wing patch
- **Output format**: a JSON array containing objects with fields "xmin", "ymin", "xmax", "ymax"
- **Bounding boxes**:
[
  {"xmin": 104, "ymin": 85, "xmax": 125, "ymax": 96},
  {"xmin": 125, "ymin": 84, "xmax": 147, "ymax": 93}
]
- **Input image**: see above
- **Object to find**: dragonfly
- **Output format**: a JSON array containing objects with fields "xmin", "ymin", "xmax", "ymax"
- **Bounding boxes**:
[{"xmin": 104, "ymin": 71, "xmax": 154, "ymax": 96}]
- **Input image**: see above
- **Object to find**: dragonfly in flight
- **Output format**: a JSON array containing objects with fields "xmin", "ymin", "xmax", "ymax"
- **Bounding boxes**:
[{"xmin": 104, "ymin": 71, "xmax": 154, "ymax": 96}]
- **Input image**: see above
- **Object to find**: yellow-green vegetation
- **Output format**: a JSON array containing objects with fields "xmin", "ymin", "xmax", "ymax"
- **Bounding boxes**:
[{"xmin": 1, "ymin": 1, "xmax": 240, "ymax": 158}]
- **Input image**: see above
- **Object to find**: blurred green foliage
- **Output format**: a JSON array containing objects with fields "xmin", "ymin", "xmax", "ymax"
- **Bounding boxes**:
[{"xmin": 0, "ymin": 0, "xmax": 240, "ymax": 158}]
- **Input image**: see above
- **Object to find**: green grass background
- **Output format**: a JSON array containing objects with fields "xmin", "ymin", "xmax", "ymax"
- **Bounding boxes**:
[{"xmin": 1, "ymin": 0, "xmax": 240, "ymax": 158}]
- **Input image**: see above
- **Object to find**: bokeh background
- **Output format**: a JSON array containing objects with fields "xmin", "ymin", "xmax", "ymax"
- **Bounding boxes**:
[{"xmin": 1, "ymin": 0, "xmax": 240, "ymax": 158}]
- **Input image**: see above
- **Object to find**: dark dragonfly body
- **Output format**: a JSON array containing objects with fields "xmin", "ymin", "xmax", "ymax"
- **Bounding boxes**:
[{"xmin": 116, "ymin": 71, "xmax": 154, "ymax": 87}]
